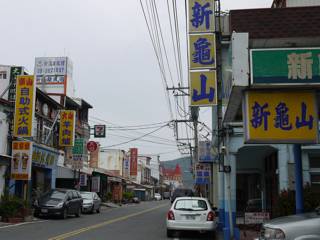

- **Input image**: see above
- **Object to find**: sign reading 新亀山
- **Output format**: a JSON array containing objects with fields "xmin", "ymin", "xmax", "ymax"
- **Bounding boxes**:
[
  {"xmin": 190, "ymin": 70, "xmax": 217, "ymax": 106},
  {"xmin": 251, "ymin": 48, "xmax": 320, "ymax": 85},
  {"xmin": 243, "ymin": 91, "xmax": 319, "ymax": 144},
  {"xmin": 188, "ymin": 0, "xmax": 215, "ymax": 33}
]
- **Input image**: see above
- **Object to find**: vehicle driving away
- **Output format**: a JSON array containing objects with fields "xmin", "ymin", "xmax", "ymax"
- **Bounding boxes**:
[
  {"xmin": 80, "ymin": 191, "xmax": 101, "ymax": 214},
  {"xmin": 33, "ymin": 189, "xmax": 83, "ymax": 219},
  {"xmin": 170, "ymin": 188, "xmax": 194, "ymax": 203},
  {"xmin": 154, "ymin": 193, "xmax": 162, "ymax": 201},
  {"xmin": 255, "ymin": 206, "xmax": 320, "ymax": 240},
  {"xmin": 166, "ymin": 197, "xmax": 217, "ymax": 238}
]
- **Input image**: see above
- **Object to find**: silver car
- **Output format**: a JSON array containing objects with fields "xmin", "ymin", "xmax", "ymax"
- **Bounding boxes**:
[
  {"xmin": 80, "ymin": 192, "xmax": 101, "ymax": 214},
  {"xmin": 166, "ymin": 197, "xmax": 217, "ymax": 238},
  {"xmin": 256, "ymin": 207, "xmax": 320, "ymax": 240}
]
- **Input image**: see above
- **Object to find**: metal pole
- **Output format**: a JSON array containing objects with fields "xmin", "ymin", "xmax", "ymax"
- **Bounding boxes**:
[
  {"xmin": 225, "ymin": 128, "xmax": 234, "ymax": 239},
  {"xmin": 294, "ymin": 144, "xmax": 304, "ymax": 214},
  {"xmin": 45, "ymin": 110, "xmax": 60, "ymax": 144}
]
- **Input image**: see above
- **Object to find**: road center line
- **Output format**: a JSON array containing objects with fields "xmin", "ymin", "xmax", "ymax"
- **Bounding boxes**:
[{"xmin": 47, "ymin": 203, "xmax": 168, "ymax": 240}]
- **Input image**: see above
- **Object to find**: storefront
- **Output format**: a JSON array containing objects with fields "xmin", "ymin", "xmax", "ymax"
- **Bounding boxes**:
[{"xmin": 31, "ymin": 143, "xmax": 59, "ymax": 195}]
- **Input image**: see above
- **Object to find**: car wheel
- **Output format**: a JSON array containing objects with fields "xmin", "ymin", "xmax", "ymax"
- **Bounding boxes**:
[
  {"xmin": 166, "ymin": 229, "xmax": 174, "ymax": 238},
  {"xmin": 75, "ymin": 207, "xmax": 81, "ymax": 217},
  {"xmin": 96, "ymin": 207, "xmax": 100, "ymax": 213},
  {"xmin": 61, "ymin": 208, "xmax": 68, "ymax": 219}
]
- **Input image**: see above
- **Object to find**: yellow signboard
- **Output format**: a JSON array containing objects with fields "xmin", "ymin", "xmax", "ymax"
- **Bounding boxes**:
[
  {"xmin": 188, "ymin": 0, "xmax": 215, "ymax": 33},
  {"xmin": 190, "ymin": 70, "xmax": 217, "ymax": 106},
  {"xmin": 59, "ymin": 110, "xmax": 76, "ymax": 147},
  {"xmin": 11, "ymin": 141, "xmax": 33, "ymax": 180},
  {"xmin": 189, "ymin": 34, "xmax": 216, "ymax": 69},
  {"xmin": 244, "ymin": 91, "xmax": 318, "ymax": 143},
  {"xmin": 13, "ymin": 76, "xmax": 36, "ymax": 137}
]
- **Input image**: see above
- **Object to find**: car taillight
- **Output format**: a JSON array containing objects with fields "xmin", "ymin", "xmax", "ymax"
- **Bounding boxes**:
[
  {"xmin": 167, "ymin": 210, "xmax": 175, "ymax": 220},
  {"xmin": 207, "ymin": 211, "xmax": 215, "ymax": 221}
]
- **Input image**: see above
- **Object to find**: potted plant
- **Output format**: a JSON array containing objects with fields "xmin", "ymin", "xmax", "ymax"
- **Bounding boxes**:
[{"xmin": 0, "ymin": 194, "xmax": 25, "ymax": 223}]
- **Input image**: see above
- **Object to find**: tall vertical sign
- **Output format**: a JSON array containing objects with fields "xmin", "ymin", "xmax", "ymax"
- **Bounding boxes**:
[
  {"xmin": 59, "ymin": 110, "xmax": 76, "ymax": 147},
  {"xmin": 9, "ymin": 66, "xmax": 23, "ymax": 102},
  {"xmin": 13, "ymin": 76, "xmax": 36, "ymax": 137},
  {"xmin": 11, "ymin": 141, "xmax": 33, "ymax": 180},
  {"xmin": 130, "ymin": 148, "xmax": 138, "ymax": 179},
  {"xmin": 188, "ymin": 0, "xmax": 217, "ymax": 107}
]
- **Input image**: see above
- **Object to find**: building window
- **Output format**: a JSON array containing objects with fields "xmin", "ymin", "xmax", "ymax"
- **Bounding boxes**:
[
  {"xmin": 0, "ymin": 71, "xmax": 7, "ymax": 79},
  {"xmin": 310, "ymin": 174, "xmax": 320, "ymax": 193}
]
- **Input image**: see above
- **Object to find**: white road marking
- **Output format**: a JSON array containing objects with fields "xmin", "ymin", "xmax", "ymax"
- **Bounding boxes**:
[{"xmin": 0, "ymin": 220, "xmax": 48, "ymax": 229}]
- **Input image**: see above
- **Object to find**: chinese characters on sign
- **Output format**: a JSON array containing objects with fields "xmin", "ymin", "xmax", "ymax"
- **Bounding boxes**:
[
  {"xmin": 195, "ymin": 163, "xmax": 211, "ymax": 185},
  {"xmin": 130, "ymin": 148, "xmax": 138, "ymax": 178},
  {"xmin": 189, "ymin": 0, "xmax": 215, "ymax": 33},
  {"xmin": 251, "ymin": 48, "xmax": 320, "ymax": 85},
  {"xmin": 13, "ymin": 76, "xmax": 36, "ymax": 138},
  {"xmin": 9, "ymin": 66, "xmax": 23, "ymax": 102},
  {"xmin": 190, "ymin": 70, "xmax": 217, "ymax": 106},
  {"xmin": 11, "ymin": 141, "xmax": 33, "ymax": 180},
  {"xmin": 189, "ymin": 34, "xmax": 216, "ymax": 69},
  {"xmin": 244, "ymin": 91, "xmax": 318, "ymax": 143},
  {"xmin": 59, "ymin": 110, "xmax": 75, "ymax": 147},
  {"xmin": 72, "ymin": 138, "xmax": 86, "ymax": 169},
  {"xmin": 32, "ymin": 144, "xmax": 59, "ymax": 168}
]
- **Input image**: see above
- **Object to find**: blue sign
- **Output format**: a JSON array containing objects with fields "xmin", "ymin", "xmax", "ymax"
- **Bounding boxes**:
[{"xmin": 198, "ymin": 141, "xmax": 213, "ymax": 162}]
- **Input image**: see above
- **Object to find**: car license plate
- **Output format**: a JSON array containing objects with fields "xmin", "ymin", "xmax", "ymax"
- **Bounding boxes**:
[
  {"xmin": 186, "ymin": 215, "xmax": 195, "ymax": 220},
  {"xmin": 41, "ymin": 209, "xmax": 48, "ymax": 213}
]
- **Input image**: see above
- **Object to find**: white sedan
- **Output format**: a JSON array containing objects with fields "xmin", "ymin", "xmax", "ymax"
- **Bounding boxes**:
[
  {"xmin": 166, "ymin": 197, "xmax": 217, "ymax": 237},
  {"xmin": 154, "ymin": 193, "xmax": 162, "ymax": 201}
]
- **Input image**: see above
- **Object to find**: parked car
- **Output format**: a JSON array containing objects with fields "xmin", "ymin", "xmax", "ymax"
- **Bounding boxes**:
[
  {"xmin": 163, "ymin": 192, "xmax": 170, "ymax": 200},
  {"xmin": 255, "ymin": 207, "xmax": 320, "ymax": 240},
  {"xmin": 80, "ymin": 191, "xmax": 101, "ymax": 214},
  {"xmin": 154, "ymin": 193, "xmax": 162, "ymax": 201},
  {"xmin": 166, "ymin": 197, "xmax": 217, "ymax": 238},
  {"xmin": 132, "ymin": 197, "xmax": 140, "ymax": 203},
  {"xmin": 34, "ymin": 189, "xmax": 83, "ymax": 219},
  {"xmin": 170, "ymin": 188, "xmax": 194, "ymax": 203}
]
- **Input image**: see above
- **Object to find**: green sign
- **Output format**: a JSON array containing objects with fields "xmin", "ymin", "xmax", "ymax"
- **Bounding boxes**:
[
  {"xmin": 251, "ymin": 48, "xmax": 320, "ymax": 85},
  {"xmin": 72, "ymin": 138, "xmax": 85, "ymax": 155}
]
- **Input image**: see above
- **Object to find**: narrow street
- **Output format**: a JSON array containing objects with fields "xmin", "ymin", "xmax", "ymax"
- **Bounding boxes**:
[{"xmin": 0, "ymin": 201, "xmax": 219, "ymax": 240}]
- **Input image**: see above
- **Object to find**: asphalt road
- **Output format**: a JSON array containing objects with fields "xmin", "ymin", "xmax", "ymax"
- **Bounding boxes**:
[{"xmin": 0, "ymin": 200, "xmax": 219, "ymax": 240}]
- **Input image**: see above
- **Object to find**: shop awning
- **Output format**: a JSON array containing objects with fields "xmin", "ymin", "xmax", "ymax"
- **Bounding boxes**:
[{"xmin": 0, "ymin": 154, "xmax": 12, "ymax": 165}]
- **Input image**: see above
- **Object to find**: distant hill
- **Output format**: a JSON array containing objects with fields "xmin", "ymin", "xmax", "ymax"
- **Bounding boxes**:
[{"xmin": 161, "ymin": 156, "xmax": 194, "ymax": 189}]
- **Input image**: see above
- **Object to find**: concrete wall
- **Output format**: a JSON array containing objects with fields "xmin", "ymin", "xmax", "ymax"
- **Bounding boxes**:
[{"xmin": 98, "ymin": 149, "xmax": 124, "ymax": 175}]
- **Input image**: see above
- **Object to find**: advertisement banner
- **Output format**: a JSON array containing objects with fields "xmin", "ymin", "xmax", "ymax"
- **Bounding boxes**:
[
  {"xmin": 188, "ymin": 0, "xmax": 215, "ymax": 33},
  {"xmin": 91, "ymin": 176, "xmax": 100, "ymax": 192},
  {"xmin": 195, "ymin": 163, "xmax": 211, "ymax": 185},
  {"xmin": 198, "ymin": 141, "xmax": 213, "ymax": 162},
  {"xmin": 130, "ymin": 148, "xmax": 138, "ymax": 177},
  {"xmin": 9, "ymin": 66, "xmax": 23, "ymax": 102},
  {"xmin": 190, "ymin": 70, "xmax": 217, "ymax": 106},
  {"xmin": 11, "ymin": 141, "xmax": 33, "ymax": 180},
  {"xmin": 189, "ymin": 34, "xmax": 216, "ymax": 69},
  {"xmin": 123, "ymin": 153, "xmax": 130, "ymax": 179},
  {"xmin": 34, "ymin": 57, "xmax": 73, "ymax": 96},
  {"xmin": 32, "ymin": 144, "xmax": 59, "ymax": 169},
  {"xmin": 89, "ymin": 144, "xmax": 99, "ymax": 168},
  {"xmin": 59, "ymin": 110, "xmax": 76, "ymax": 147},
  {"xmin": 13, "ymin": 75, "xmax": 36, "ymax": 138},
  {"xmin": 72, "ymin": 138, "xmax": 85, "ymax": 169},
  {"xmin": 250, "ymin": 48, "xmax": 320, "ymax": 85},
  {"xmin": 79, "ymin": 173, "xmax": 87, "ymax": 187},
  {"xmin": 243, "ymin": 90, "xmax": 319, "ymax": 143}
]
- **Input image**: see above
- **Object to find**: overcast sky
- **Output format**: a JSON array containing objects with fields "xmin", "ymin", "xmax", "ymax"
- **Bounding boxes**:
[{"xmin": 0, "ymin": 0, "xmax": 271, "ymax": 161}]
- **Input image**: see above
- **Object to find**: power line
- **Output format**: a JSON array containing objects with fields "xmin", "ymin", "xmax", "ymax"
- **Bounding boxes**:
[{"xmin": 100, "ymin": 124, "xmax": 169, "ymax": 148}]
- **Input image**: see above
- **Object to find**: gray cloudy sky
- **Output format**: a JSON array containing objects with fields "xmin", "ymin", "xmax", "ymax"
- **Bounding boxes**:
[{"xmin": 0, "ymin": 0, "xmax": 271, "ymax": 161}]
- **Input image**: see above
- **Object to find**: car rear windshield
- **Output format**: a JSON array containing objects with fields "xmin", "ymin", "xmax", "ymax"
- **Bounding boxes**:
[
  {"xmin": 80, "ymin": 192, "xmax": 93, "ymax": 199},
  {"xmin": 174, "ymin": 199, "xmax": 208, "ymax": 211},
  {"xmin": 42, "ymin": 190, "xmax": 66, "ymax": 200}
]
